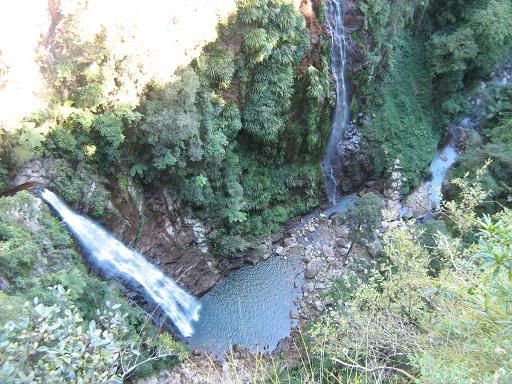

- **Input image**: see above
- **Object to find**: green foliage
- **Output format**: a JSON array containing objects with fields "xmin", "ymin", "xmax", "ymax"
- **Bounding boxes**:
[
  {"xmin": 197, "ymin": 49, "xmax": 235, "ymax": 88},
  {"xmin": 360, "ymin": 36, "xmax": 440, "ymax": 191},
  {"xmin": 139, "ymin": 67, "xmax": 202, "ymax": 171},
  {"xmin": 49, "ymin": 159, "xmax": 83, "ymax": 202},
  {"xmin": 427, "ymin": 0, "xmax": 512, "ymax": 112},
  {"xmin": 39, "ymin": 15, "xmax": 113, "ymax": 110},
  {"xmin": 236, "ymin": 0, "xmax": 310, "ymax": 143},
  {"xmin": 0, "ymin": 287, "xmax": 126, "ymax": 383},
  {"xmin": 0, "ymin": 192, "xmax": 106, "ymax": 314},
  {"xmin": 355, "ymin": 0, "xmax": 512, "ymax": 195},
  {"xmin": 0, "ymin": 286, "xmax": 183, "ymax": 383},
  {"xmin": 124, "ymin": 0, "xmax": 324, "ymax": 256},
  {"xmin": 341, "ymin": 193, "xmax": 384, "ymax": 247},
  {"xmin": 446, "ymin": 83, "xmax": 512, "ymax": 209},
  {"xmin": 298, "ymin": 171, "xmax": 512, "ymax": 383},
  {"xmin": 359, "ymin": 0, "xmax": 429, "ymax": 80},
  {"xmin": 47, "ymin": 159, "xmax": 108, "ymax": 217}
]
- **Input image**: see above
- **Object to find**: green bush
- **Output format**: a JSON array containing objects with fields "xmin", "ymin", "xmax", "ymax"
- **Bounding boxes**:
[{"xmin": 0, "ymin": 286, "xmax": 183, "ymax": 383}]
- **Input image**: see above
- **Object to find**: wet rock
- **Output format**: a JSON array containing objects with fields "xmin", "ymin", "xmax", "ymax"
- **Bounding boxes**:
[
  {"xmin": 302, "ymin": 281, "xmax": 315, "ymax": 294},
  {"xmin": 440, "ymin": 154, "xmax": 448, "ymax": 161},
  {"xmin": 404, "ymin": 183, "xmax": 434, "ymax": 218},
  {"xmin": 402, "ymin": 209, "xmax": 414, "ymax": 220},
  {"xmin": 305, "ymin": 258, "xmax": 324, "ymax": 279},
  {"xmin": 11, "ymin": 158, "xmax": 53, "ymax": 188}
]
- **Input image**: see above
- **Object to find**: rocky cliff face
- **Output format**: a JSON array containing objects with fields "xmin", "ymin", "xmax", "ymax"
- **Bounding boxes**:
[
  {"xmin": 341, "ymin": 0, "xmax": 377, "ymax": 194},
  {"xmin": 7, "ymin": 159, "xmax": 222, "ymax": 296},
  {"xmin": 104, "ymin": 181, "xmax": 222, "ymax": 296}
]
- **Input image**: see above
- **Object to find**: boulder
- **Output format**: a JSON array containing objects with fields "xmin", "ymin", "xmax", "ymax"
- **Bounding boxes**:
[
  {"xmin": 322, "ymin": 244, "xmax": 335, "ymax": 259},
  {"xmin": 284, "ymin": 237, "xmax": 297, "ymax": 247},
  {"xmin": 305, "ymin": 258, "xmax": 324, "ymax": 279},
  {"xmin": 275, "ymin": 246, "xmax": 285, "ymax": 255},
  {"xmin": 367, "ymin": 239, "xmax": 383, "ymax": 258},
  {"xmin": 334, "ymin": 225, "xmax": 350, "ymax": 238},
  {"xmin": 313, "ymin": 300, "xmax": 325, "ymax": 312}
]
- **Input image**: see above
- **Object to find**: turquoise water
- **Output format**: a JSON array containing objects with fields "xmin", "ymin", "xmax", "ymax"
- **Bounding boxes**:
[{"xmin": 186, "ymin": 256, "xmax": 303, "ymax": 357}]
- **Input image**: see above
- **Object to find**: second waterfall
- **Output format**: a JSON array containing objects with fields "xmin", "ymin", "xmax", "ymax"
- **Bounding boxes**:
[{"xmin": 322, "ymin": 0, "xmax": 349, "ymax": 205}]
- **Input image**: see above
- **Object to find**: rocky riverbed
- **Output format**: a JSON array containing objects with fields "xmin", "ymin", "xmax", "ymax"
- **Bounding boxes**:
[{"xmin": 141, "ymin": 176, "xmax": 413, "ymax": 383}]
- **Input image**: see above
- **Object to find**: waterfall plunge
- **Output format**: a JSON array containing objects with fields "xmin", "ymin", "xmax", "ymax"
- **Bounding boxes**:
[
  {"xmin": 322, "ymin": 0, "xmax": 349, "ymax": 205},
  {"xmin": 40, "ymin": 189, "xmax": 200, "ymax": 337}
]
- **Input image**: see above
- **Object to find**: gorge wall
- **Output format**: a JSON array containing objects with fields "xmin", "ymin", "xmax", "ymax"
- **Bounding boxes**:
[{"xmin": 3, "ymin": 0, "xmax": 374, "ymax": 297}]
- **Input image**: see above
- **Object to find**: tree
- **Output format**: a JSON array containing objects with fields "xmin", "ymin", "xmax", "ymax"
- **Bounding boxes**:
[
  {"xmin": 138, "ymin": 67, "xmax": 201, "ymax": 171},
  {"xmin": 341, "ymin": 193, "xmax": 384, "ymax": 256}
]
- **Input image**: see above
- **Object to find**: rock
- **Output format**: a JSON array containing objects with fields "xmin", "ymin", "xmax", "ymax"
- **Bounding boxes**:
[
  {"xmin": 284, "ymin": 237, "xmax": 297, "ymax": 247},
  {"xmin": 289, "ymin": 311, "xmax": 299, "ymax": 320},
  {"xmin": 334, "ymin": 225, "xmax": 350, "ymax": 238},
  {"xmin": 404, "ymin": 183, "xmax": 434, "ymax": 218},
  {"xmin": 322, "ymin": 245, "xmax": 335, "ymax": 258},
  {"xmin": 315, "ymin": 282, "xmax": 327, "ymax": 290},
  {"xmin": 275, "ymin": 246, "xmax": 285, "ymax": 255},
  {"xmin": 440, "ymin": 154, "xmax": 448, "ymax": 161},
  {"xmin": 302, "ymin": 281, "xmax": 315, "ymax": 294},
  {"xmin": 335, "ymin": 238, "xmax": 348, "ymax": 248},
  {"xmin": 305, "ymin": 258, "xmax": 324, "ymax": 279},
  {"xmin": 313, "ymin": 300, "xmax": 325, "ymax": 312},
  {"xmin": 367, "ymin": 239, "xmax": 383, "ymax": 258},
  {"xmin": 402, "ymin": 209, "xmax": 414, "ymax": 220}
]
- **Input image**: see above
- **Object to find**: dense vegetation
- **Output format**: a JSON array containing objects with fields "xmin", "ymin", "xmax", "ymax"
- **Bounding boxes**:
[
  {"xmin": 304, "ymin": 171, "xmax": 512, "ymax": 383},
  {"xmin": 0, "ymin": 0, "xmax": 332, "ymax": 258},
  {"xmin": 447, "ymin": 79, "xmax": 512, "ymax": 210},
  {"xmin": 0, "ymin": 0, "xmax": 511, "ymax": 382},
  {"xmin": 0, "ymin": 193, "xmax": 185, "ymax": 381},
  {"xmin": 353, "ymin": 0, "xmax": 512, "ymax": 191}
]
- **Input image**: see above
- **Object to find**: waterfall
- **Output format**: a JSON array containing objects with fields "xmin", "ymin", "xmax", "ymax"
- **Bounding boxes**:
[
  {"xmin": 322, "ymin": 0, "xmax": 349, "ymax": 205},
  {"xmin": 39, "ymin": 189, "xmax": 200, "ymax": 337}
]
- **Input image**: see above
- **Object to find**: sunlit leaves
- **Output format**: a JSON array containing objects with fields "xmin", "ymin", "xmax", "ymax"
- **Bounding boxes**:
[
  {"xmin": 139, "ymin": 67, "xmax": 201, "ymax": 171},
  {"xmin": 197, "ymin": 49, "xmax": 235, "ymax": 87}
]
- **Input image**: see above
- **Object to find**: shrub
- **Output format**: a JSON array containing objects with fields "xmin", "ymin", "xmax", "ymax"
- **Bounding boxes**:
[{"xmin": 0, "ymin": 286, "xmax": 182, "ymax": 383}]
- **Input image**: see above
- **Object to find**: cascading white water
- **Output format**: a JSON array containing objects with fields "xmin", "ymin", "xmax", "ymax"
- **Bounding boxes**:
[
  {"xmin": 322, "ymin": 0, "xmax": 349, "ymax": 205},
  {"xmin": 40, "ymin": 189, "xmax": 200, "ymax": 337}
]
